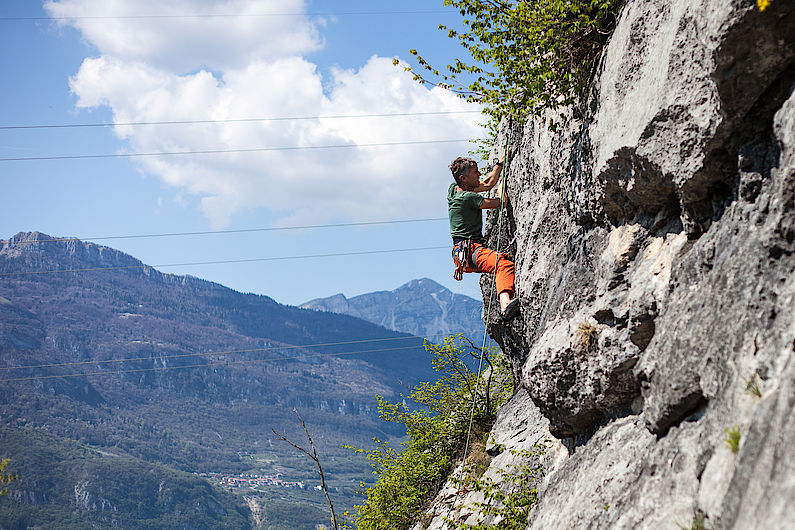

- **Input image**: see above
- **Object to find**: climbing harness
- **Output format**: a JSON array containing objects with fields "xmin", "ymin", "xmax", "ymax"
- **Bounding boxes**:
[{"xmin": 452, "ymin": 239, "xmax": 481, "ymax": 280}]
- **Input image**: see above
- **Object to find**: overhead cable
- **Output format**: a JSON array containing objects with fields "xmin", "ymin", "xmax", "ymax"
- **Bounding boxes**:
[
  {"xmin": 1, "ymin": 10, "xmax": 453, "ymax": 21},
  {"xmin": 1, "ymin": 217, "xmax": 448, "ymax": 246},
  {"xmin": 0, "ymin": 345, "xmax": 424, "ymax": 383},
  {"xmin": 0, "ymin": 110, "xmax": 481, "ymax": 131},
  {"xmin": 0, "ymin": 245, "xmax": 450, "ymax": 277},
  {"xmin": 0, "ymin": 333, "xmax": 456, "ymax": 373},
  {"xmin": 0, "ymin": 139, "xmax": 475, "ymax": 162}
]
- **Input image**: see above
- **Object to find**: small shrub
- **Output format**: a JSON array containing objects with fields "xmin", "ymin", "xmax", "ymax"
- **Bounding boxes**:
[
  {"xmin": 575, "ymin": 322, "xmax": 599, "ymax": 353},
  {"xmin": 724, "ymin": 427, "xmax": 741, "ymax": 454},
  {"xmin": 0, "ymin": 458, "xmax": 17, "ymax": 496},
  {"xmin": 743, "ymin": 374, "xmax": 762, "ymax": 398},
  {"xmin": 448, "ymin": 445, "xmax": 546, "ymax": 530},
  {"xmin": 677, "ymin": 510, "xmax": 706, "ymax": 530},
  {"xmin": 347, "ymin": 335, "xmax": 513, "ymax": 530}
]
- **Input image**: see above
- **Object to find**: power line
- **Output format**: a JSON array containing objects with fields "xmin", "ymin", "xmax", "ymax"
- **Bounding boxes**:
[
  {"xmin": 0, "ymin": 139, "xmax": 475, "ymax": 162},
  {"xmin": 1, "ymin": 217, "xmax": 448, "ymax": 246},
  {"xmin": 0, "ymin": 245, "xmax": 450, "ymax": 277},
  {"xmin": 0, "ymin": 110, "xmax": 481, "ymax": 131},
  {"xmin": 0, "ymin": 333, "xmax": 452, "ymax": 373},
  {"xmin": 1, "ymin": 10, "xmax": 453, "ymax": 21},
  {"xmin": 0, "ymin": 344, "xmax": 424, "ymax": 383}
]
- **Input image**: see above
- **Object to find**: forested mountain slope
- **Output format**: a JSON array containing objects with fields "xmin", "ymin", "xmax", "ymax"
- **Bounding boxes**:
[{"xmin": 0, "ymin": 232, "xmax": 433, "ymax": 528}]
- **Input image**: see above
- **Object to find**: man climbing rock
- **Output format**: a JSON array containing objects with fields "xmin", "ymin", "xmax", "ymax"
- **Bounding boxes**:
[{"xmin": 448, "ymin": 153, "xmax": 520, "ymax": 321}]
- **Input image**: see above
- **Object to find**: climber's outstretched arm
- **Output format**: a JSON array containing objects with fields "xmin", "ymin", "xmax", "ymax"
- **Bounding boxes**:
[{"xmin": 474, "ymin": 146, "xmax": 511, "ymax": 192}]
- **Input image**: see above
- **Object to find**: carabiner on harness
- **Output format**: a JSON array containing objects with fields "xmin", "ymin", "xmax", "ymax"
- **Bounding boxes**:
[{"xmin": 452, "ymin": 240, "xmax": 478, "ymax": 281}]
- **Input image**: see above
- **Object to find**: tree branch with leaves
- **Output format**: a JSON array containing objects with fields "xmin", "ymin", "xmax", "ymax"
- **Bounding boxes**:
[
  {"xmin": 346, "ymin": 334, "xmax": 513, "ymax": 530},
  {"xmin": 396, "ymin": 0, "xmax": 621, "ymax": 123}
]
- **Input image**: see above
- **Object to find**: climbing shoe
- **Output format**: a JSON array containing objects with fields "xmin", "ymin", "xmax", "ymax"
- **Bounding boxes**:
[{"xmin": 501, "ymin": 298, "xmax": 521, "ymax": 322}]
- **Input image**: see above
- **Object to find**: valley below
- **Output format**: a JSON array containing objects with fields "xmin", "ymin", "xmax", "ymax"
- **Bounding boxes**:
[{"xmin": 0, "ymin": 232, "xmax": 477, "ymax": 528}]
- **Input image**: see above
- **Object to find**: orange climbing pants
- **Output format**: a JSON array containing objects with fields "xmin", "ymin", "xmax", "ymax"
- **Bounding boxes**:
[{"xmin": 452, "ymin": 241, "xmax": 515, "ymax": 297}]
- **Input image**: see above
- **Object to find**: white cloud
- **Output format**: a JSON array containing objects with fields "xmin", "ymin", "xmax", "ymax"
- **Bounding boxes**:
[
  {"xmin": 49, "ymin": 0, "xmax": 485, "ymax": 227},
  {"xmin": 45, "ymin": 0, "xmax": 322, "ymax": 72}
]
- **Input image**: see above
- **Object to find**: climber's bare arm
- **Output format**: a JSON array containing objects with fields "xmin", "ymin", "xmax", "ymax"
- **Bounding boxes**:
[
  {"xmin": 474, "ymin": 146, "xmax": 510, "ymax": 193},
  {"xmin": 479, "ymin": 176, "xmax": 509, "ymax": 209},
  {"xmin": 480, "ymin": 197, "xmax": 501, "ymax": 209}
]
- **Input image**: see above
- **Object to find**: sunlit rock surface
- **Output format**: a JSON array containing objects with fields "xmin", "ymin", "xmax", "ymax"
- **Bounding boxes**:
[{"xmin": 420, "ymin": 0, "xmax": 795, "ymax": 528}]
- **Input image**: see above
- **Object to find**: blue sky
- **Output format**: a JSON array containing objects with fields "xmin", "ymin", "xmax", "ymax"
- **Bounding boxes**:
[{"xmin": 0, "ymin": 0, "xmax": 489, "ymax": 306}]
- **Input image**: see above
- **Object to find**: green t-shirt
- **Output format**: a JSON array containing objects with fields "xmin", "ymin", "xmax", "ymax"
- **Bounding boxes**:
[{"xmin": 448, "ymin": 182, "xmax": 484, "ymax": 241}]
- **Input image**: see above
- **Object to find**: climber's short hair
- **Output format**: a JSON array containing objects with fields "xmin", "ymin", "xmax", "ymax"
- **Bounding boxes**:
[{"xmin": 449, "ymin": 157, "xmax": 478, "ymax": 186}]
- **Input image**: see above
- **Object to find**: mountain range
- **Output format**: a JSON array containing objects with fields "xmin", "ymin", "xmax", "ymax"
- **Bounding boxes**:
[
  {"xmin": 301, "ymin": 278, "xmax": 484, "ymax": 340},
  {"xmin": 0, "ymin": 232, "xmax": 448, "ymax": 529}
]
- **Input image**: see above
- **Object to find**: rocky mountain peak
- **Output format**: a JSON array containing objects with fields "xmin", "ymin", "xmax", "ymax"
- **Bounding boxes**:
[
  {"xmin": 301, "ymin": 277, "xmax": 484, "ymax": 339},
  {"xmin": 2, "ymin": 231, "xmax": 145, "ymax": 271}
]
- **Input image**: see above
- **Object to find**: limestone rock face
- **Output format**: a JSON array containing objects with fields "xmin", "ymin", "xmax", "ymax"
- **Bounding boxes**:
[{"xmin": 422, "ymin": 0, "xmax": 795, "ymax": 528}]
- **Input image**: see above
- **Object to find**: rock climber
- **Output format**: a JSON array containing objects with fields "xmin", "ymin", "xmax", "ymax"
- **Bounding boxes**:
[{"xmin": 448, "ymin": 152, "xmax": 520, "ymax": 321}]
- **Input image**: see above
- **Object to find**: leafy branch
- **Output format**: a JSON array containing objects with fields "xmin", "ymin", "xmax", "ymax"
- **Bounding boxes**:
[
  {"xmin": 398, "ymin": 0, "xmax": 622, "ymax": 122},
  {"xmin": 346, "ymin": 334, "xmax": 514, "ymax": 529},
  {"xmin": 448, "ymin": 445, "xmax": 548, "ymax": 529}
]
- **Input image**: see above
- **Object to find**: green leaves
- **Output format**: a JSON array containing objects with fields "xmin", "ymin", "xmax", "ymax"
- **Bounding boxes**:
[
  {"xmin": 449, "ymin": 446, "xmax": 547, "ymax": 529},
  {"xmin": 0, "ymin": 458, "xmax": 17, "ymax": 496},
  {"xmin": 400, "ymin": 0, "xmax": 621, "ymax": 123},
  {"xmin": 346, "ymin": 335, "xmax": 513, "ymax": 529}
]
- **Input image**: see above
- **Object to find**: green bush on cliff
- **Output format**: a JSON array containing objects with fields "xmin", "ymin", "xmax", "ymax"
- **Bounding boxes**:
[
  {"xmin": 346, "ymin": 335, "xmax": 513, "ymax": 530},
  {"xmin": 449, "ymin": 445, "xmax": 546, "ymax": 529},
  {"xmin": 398, "ymin": 0, "xmax": 622, "ymax": 121},
  {"xmin": 0, "ymin": 459, "xmax": 16, "ymax": 497}
]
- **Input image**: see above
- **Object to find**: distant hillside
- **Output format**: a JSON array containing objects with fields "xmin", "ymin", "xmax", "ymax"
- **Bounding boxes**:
[
  {"xmin": 0, "ymin": 231, "xmax": 436, "ymax": 529},
  {"xmin": 301, "ymin": 278, "xmax": 484, "ymax": 339},
  {"xmin": 0, "ymin": 427, "xmax": 250, "ymax": 529}
]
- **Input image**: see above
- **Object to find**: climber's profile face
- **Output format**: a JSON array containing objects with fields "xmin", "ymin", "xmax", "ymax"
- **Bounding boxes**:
[{"xmin": 459, "ymin": 166, "xmax": 481, "ymax": 191}]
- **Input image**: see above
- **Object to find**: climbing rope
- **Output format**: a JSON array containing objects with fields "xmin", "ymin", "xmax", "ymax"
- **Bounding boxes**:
[{"xmin": 448, "ymin": 122, "xmax": 512, "ymax": 516}]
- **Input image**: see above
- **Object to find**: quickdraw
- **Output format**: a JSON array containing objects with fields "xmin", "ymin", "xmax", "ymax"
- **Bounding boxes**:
[{"xmin": 452, "ymin": 239, "xmax": 479, "ymax": 281}]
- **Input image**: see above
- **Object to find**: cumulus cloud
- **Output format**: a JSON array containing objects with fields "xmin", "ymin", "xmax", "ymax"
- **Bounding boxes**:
[
  {"xmin": 45, "ymin": 0, "xmax": 322, "ymax": 72},
  {"xmin": 47, "ymin": 0, "xmax": 484, "ymax": 227}
]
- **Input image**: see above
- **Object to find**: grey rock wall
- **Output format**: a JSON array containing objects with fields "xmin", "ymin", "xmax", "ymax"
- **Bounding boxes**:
[{"xmin": 420, "ymin": 0, "xmax": 795, "ymax": 528}]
